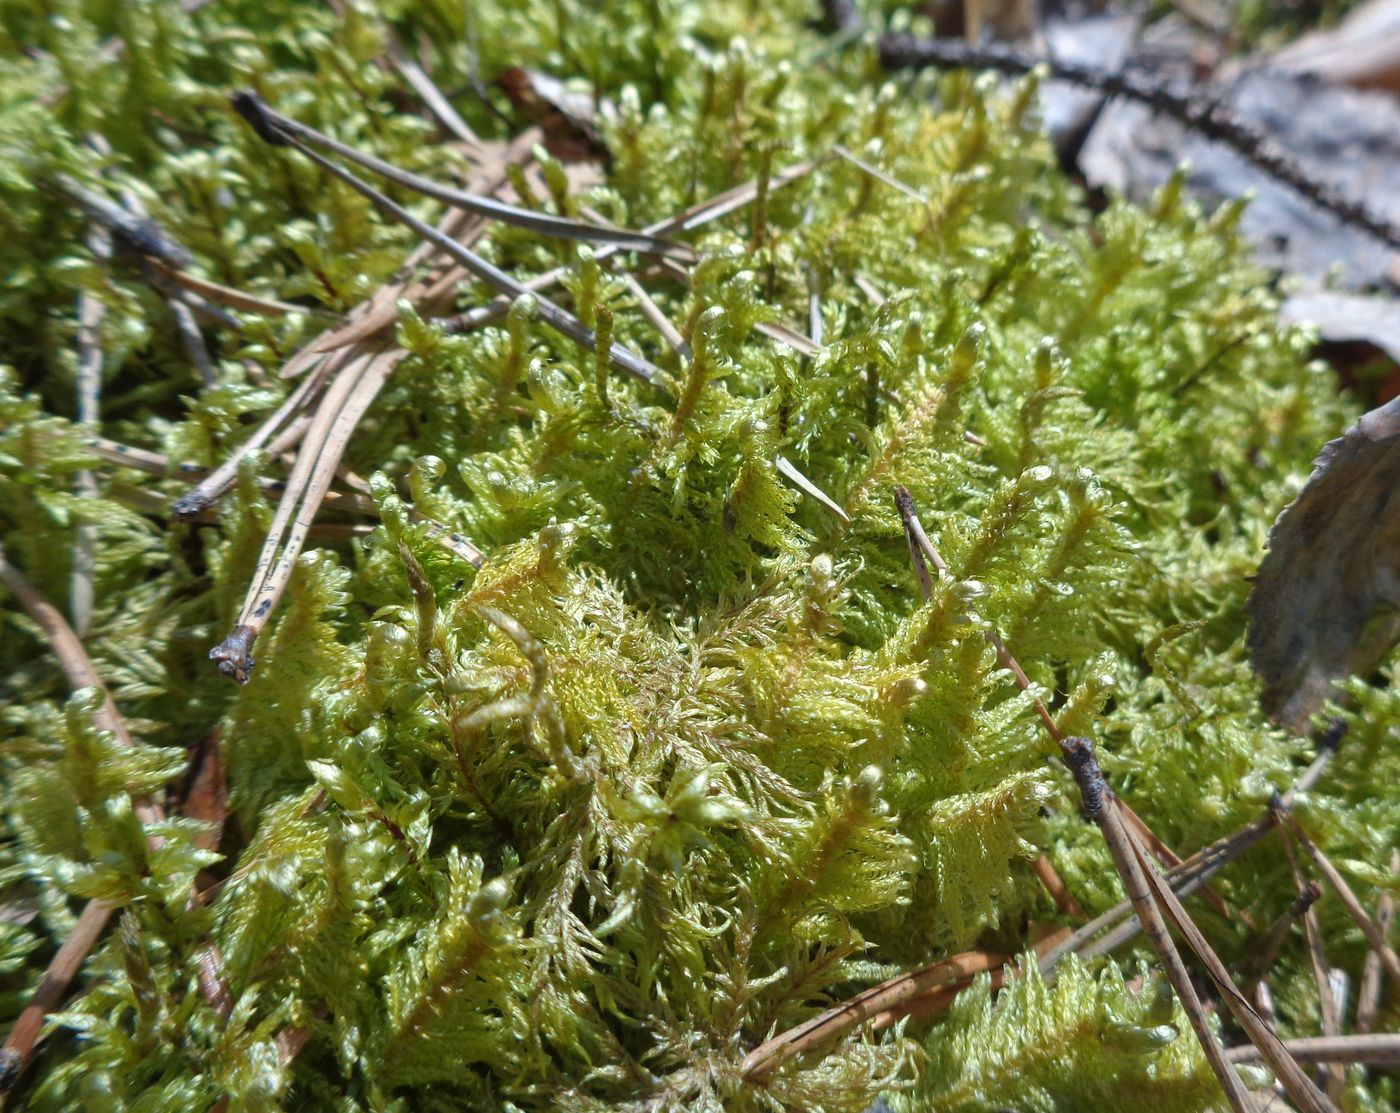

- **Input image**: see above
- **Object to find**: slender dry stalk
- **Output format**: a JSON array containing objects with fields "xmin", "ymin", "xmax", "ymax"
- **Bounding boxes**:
[
  {"xmin": 1273, "ymin": 809, "xmax": 1344, "ymax": 1101},
  {"xmin": 1356, "ymin": 850, "xmax": 1398, "ymax": 1034},
  {"xmin": 0, "ymin": 900, "xmax": 113, "ymax": 1090},
  {"xmin": 620, "ymin": 274, "xmax": 689, "ymax": 358},
  {"xmin": 1245, "ymin": 882, "xmax": 1323, "ymax": 1000},
  {"xmin": 386, "ymin": 38, "xmax": 486, "ymax": 155},
  {"xmin": 72, "ymin": 221, "xmax": 110, "ymax": 638},
  {"xmin": 894, "ymin": 486, "xmax": 1086, "ymax": 918},
  {"xmin": 741, "ymin": 950, "xmax": 1010, "ymax": 1079},
  {"xmin": 166, "ymin": 293, "xmax": 217, "ymax": 389},
  {"xmin": 832, "ymin": 143, "xmax": 930, "ymax": 204},
  {"xmin": 233, "ymin": 93, "xmax": 664, "ymax": 386},
  {"xmin": 0, "ymin": 551, "xmax": 176, "ymax": 1090},
  {"xmin": 871, "ymin": 928, "xmax": 1072, "ymax": 1027},
  {"xmin": 233, "ymin": 93, "xmax": 680, "ymax": 257},
  {"xmin": 172, "ymin": 360, "xmax": 330, "ymax": 519},
  {"xmin": 145, "ymin": 259, "xmax": 317, "ymax": 318},
  {"xmin": 1117, "ymin": 798, "xmax": 1235, "ymax": 921},
  {"xmin": 1060, "ymin": 737, "xmax": 1256, "ymax": 1113},
  {"xmin": 775, "ymin": 456, "xmax": 850, "ymax": 523},
  {"xmin": 1277, "ymin": 810, "xmax": 1400, "ymax": 986},
  {"xmin": 1226, "ymin": 1034, "xmax": 1400, "ymax": 1066},
  {"xmin": 1042, "ymin": 726, "xmax": 1345, "ymax": 971},
  {"xmin": 437, "ymin": 159, "xmax": 821, "ymax": 337},
  {"xmin": 212, "ymin": 348, "xmax": 403, "ymax": 682},
  {"xmin": 1131, "ymin": 824, "xmax": 1336, "ymax": 1113}
]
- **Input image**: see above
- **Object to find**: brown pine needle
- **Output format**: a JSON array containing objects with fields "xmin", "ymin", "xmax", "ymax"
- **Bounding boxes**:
[
  {"xmin": 1129, "ymin": 816, "xmax": 1336, "ymax": 1113},
  {"xmin": 774, "ymin": 456, "xmax": 850, "ymax": 523},
  {"xmin": 741, "ymin": 950, "xmax": 1008, "ymax": 1079},
  {"xmin": 0, "ymin": 900, "xmax": 114, "ymax": 1090},
  {"xmin": 620, "ymin": 273, "xmax": 689, "ymax": 358},
  {"xmin": 233, "ymin": 94, "xmax": 663, "ymax": 386},
  {"xmin": 1117, "ymin": 796, "xmax": 1236, "ymax": 922},
  {"xmin": 1046, "ymin": 727, "xmax": 1343, "ymax": 972},
  {"xmin": 754, "ymin": 320, "xmax": 821, "ymax": 356},
  {"xmin": 212, "ymin": 347, "xmax": 403, "ymax": 682},
  {"xmin": 1356, "ymin": 850, "xmax": 1398, "ymax": 1034},
  {"xmin": 173, "ymin": 360, "xmax": 330, "ymax": 518},
  {"xmin": 1277, "ymin": 808, "xmax": 1400, "ymax": 986},
  {"xmin": 1060, "ymin": 737, "xmax": 1256, "ymax": 1113},
  {"xmin": 386, "ymin": 39, "xmax": 486, "ymax": 155},
  {"xmin": 435, "ymin": 159, "xmax": 819, "ymax": 336},
  {"xmin": 146, "ymin": 259, "xmax": 320, "ymax": 319},
  {"xmin": 1031, "ymin": 855, "xmax": 1086, "ymax": 920},
  {"xmin": 1245, "ymin": 882, "xmax": 1323, "ymax": 994},
  {"xmin": 1273, "ymin": 807, "xmax": 1345, "ymax": 1101},
  {"xmin": 233, "ymin": 93, "xmax": 681, "ymax": 258},
  {"xmin": 0, "ymin": 550, "xmax": 172, "ymax": 1089},
  {"xmin": 283, "ymin": 132, "xmax": 540, "ymax": 373}
]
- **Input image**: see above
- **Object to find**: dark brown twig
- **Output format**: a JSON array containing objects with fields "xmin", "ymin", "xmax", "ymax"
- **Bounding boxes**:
[{"xmin": 872, "ymin": 35, "xmax": 1400, "ymax": 251}]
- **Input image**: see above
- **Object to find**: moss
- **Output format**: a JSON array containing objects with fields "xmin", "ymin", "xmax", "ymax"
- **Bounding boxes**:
[{"xmin": 0, "ymin": 1, "xmax": 1389, "ymax": 1110}]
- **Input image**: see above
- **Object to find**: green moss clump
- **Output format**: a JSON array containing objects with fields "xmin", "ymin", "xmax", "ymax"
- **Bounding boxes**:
[{"xmin": 0, "ymin": 2, "xmax": 1391, "ymax": 1110}]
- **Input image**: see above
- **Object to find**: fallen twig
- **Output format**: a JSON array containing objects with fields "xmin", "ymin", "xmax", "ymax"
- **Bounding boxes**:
[
  {"xmin": 1227, "ymin": 1033, "xmax": 1400, "ymax": 1066},
  {"xmin": 870, "ymin": 35, "xmax": 1400, "ymax": 251}
]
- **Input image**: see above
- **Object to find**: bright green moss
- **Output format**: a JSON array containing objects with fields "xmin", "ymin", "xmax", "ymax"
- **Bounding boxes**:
[{"xmin": 0, "ymin": 2, "xmax": 1391, "ymax": 1110}]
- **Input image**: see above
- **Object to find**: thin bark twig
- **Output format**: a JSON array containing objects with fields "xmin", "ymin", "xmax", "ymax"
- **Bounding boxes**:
[{"xmin": 873, "ymin": 36, "xmax": 1400, "ymax": 250}]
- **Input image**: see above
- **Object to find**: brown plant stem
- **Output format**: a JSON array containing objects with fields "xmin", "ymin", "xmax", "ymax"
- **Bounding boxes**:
[
  {"xmin": 0, "ymin": 900, "xmax": 114, "ymax": 1091},
  {"xmin": 1041, "ymin": 721, "xmax": 1345, "ymax": 971},
  {"xmin": 1131, "ymin": 821, "xmax": 1335, "ymax": 1113},
  {"xmin": 232, "ymin": 93, "xmax": 663, "ymax": 385},
  {"xmin": 0, "ymin": 550, "xmax": 172, "ymax": 1090}
]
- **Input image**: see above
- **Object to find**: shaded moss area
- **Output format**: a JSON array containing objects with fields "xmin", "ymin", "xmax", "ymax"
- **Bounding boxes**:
[{"xmin": 0, "ymin": 2, "xmax": 1393, "ymax": 1110}]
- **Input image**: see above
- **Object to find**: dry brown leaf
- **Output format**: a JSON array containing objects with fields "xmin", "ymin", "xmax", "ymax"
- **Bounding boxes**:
[{"xmin": 1246, "ymin": 396, "xmax": 1400, "ymax": 731}]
